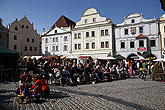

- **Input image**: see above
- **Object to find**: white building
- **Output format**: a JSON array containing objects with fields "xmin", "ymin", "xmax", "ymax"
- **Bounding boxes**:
[
  {"xmin": 115, "ymin": 13, "xmax": 161, "ymax": 59},
  {"xmin": 42, "ymin": 15, "xmax": 75, "ymax": 56},
  {"xmin": 159, "ymin": 14, "xmax": 165, "ymax": 58},
  {"xmin": 71, "ymin": 8, "xmax": 114, "ymax": 61},
  {"xmin": 8, "ymin": 16, "xmax": 41, "ymax": 56}
]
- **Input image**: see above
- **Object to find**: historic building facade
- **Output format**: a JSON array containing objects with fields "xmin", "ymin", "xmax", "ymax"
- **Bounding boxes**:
[
  {"xmin": 0, "ymin": 18, "xmax": 9, "ymax": 48},
  {"xmin": 42, "ymin": 15, "xmax": 75, "ymax": 56},
  {"xmin": 159, "ymin": 14, "xmax": 165, "ymax": 58},
  {"xmin": 8, "ymin": 16, "xmax": 41, "ymax": 56},
  {"xmin": 71, "ymin": 8, "xmax": 114, "ymax": 60},
  {"xmin": 115, "ymin": 13, "xmax": 161, "ymax": 59}
]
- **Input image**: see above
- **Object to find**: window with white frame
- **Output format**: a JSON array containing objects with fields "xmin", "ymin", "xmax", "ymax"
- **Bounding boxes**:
[
  {"xmin": 45, "ymin": 47, "xmax": 48, "ymax": 51},
  {"xmin": 78, "ymin": 33, "xmax": 81, "ymax": 38},
  {"xmin": 105, "ymin": 41, "xmax": 109, "ymax": 48},
  {"xmin": 101, "ymin": 30, "xmax": 104, "ymax": 36},
  {"xmin": 139, "ymin": 40, "xmax": 144, "ymax": 47},
  {"xmin": 74, "ymin": 33, "xmax": 77, "ymax": 39},
  {"xmin": 64, "ymin": 36, "xmax": 67, "ymax": 41},
  {"xmin": 124, "ymin": 29, "xmax": 128, "ymax": 35},
  {"xmin": 56, "ymin": 37, "xmax": 58, "ymax": 42},
  {"xmin": 150, "ymin": 40, "xmax": 156, "ymax": 47},
  {"xmin": 139, "ymin": 27, "xmax": 143, "ymax": 33},
  {"xmin": 92, "ymin": 31, "xmax": 95, "ymax": 37},
  {"xmin": 56, "ymin": 46, "xmax": 59, "ymax": 51},
  {"xmin": 93, "ymin": 18, "xmax": 96, "ymax": 22},
  {"xmin": 64, "ymin": 45, "xmax": 67, "ymax": 51},
  {"xmin": 75, "ymin": 44, "xmax": 77, "ymax": 50},
  {"xmin": 86, "ymin": 43, "xmax": 89, "ymax": 49},
  {"xmin": 85, "ymin": 19, "xmax": 87, "ymax": 24},
  {"xmin": 78, "ymin": 44, "xmax": 81, "ymax": 49},
  {"xmin": 52, "ymin": 46, "xmax": 55, "ymax": 51},
  {"xmin": 55, "ymin": 30, "xmax": 57, "ymax": 33},
  {"xmin": 92, "ymin": 42, "xmax": 95, "ymax": 49},
  {"xmin": 53, "ymin": 38, "xmax": 55, "ymax": 42},
  {"xmin": 86, "ymin": 32, "xmax": 89, "ymax": 37},
  {"xmin": 105, "ymin": 29, "xmax": 108, "ymax": 35},
  {"xmin": 130, "ymin": 41, "xmax": 134, "ymax": 48},
  {"xmin": 121, "ymin": 42, "xmax": 125, "ymax": 48},
  {"xmin": 101, "ymin": 42, "xmax": 104, "ymax": 48},
  {"xmin": 45, "ymin": 38, "xmax": 48, "ymax": 43}
]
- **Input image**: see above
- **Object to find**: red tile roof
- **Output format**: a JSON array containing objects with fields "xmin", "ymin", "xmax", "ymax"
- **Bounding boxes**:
[
  {"xmin": 136, "ymin": 34, "xmax": 147, "ymax": 39},
  {"xmin": 51, "ymin": 15, "xmax": 76, "ymax": 29}
]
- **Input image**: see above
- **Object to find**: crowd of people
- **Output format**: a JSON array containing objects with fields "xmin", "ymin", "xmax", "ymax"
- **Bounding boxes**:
[{"xmin": 18, "ymin": 57, "xmax": 153, "ymax": 87}]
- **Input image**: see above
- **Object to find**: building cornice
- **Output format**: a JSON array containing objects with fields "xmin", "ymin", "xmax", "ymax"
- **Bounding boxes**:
[
  {"xmin": 42, "ymin": 31, "xmax": 71, "ymax": 37},
  {"xmin": 72, "ymin": 23, "xmax": 113, "ymax": 31}
]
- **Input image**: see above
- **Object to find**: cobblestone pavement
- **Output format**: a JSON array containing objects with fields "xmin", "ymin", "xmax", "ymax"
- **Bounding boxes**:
[{"xmin": 0, "ymin": 77, "xmax": 165, "ymax": 110}]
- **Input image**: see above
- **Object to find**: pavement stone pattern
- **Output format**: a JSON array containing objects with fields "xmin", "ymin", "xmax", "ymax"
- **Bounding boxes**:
[{"xmin": 0, "ymin": 77, "xmax": 165, "ymax": 110}]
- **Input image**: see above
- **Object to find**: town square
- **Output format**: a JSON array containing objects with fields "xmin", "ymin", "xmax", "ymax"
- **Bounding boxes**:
[{"xmin": 0, "ymin": 0, "xmax": 165, "ymax": 110}]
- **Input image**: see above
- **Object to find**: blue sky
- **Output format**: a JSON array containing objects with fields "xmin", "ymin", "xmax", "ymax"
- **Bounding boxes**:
[{"xmin": 0, "ymin": 0, "xmax": 164, "ymax": 34}]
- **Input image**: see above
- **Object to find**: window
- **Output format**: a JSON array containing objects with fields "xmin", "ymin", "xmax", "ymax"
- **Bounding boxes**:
[
  {"xmin": 124, "ymin": 29, "xmax": 128, "ymax": 35},
  {"xmin": 45, "ymin": 47, "xmax": 48, "ymax": 52},
  {"xmin": 56, "ymin": 46, "xmax": 59, "ymax": 51},
  {"xmin": 86, "ymin": 43, "xmax": 89, "ymax": 49},
  {"xmin": 14, "ymin": 35, "xmax": 17, "ymax": 40},
  {"xmin": 121, "ymin": 42, "xmax": 125, "ymax": 48},
  {"xmin": 101, "ymin": 42, "xmax": 104, "ymax": 48},
  {"xmin": 130, "ymin": 41, "xmax": 134, "ymax": 48},
  {"xmin": 26, "ymin": 26, "xmax": 29, "ymax": 29},
  {"xmin": 86, "ymin": 32, "xmax": 89, "ymax": 37},
  {"xmin": 139, "ymin": 40, "xmax": 144, "ymax": 47},
  {"xmin": 30, "ymin": 47, "xmax": 32, "ymax": 51},
  {"xmin": 22, "ymin": 25, "xmax": 24, "ymax": 28},
  {"xmin": 75, "ymin": 44, "xmax": 77, "ymax": 50},
  {"xmin": 53, "ymin": 38, "xmax": 55, "ymax": 42},
  {"xmin": 139, "ymin": 27, "xmax": 143, "ymax": 33},
  {"xmin": 85, "ymin": 19, "xmax": 87, "ymax": 24},
  {"xmin": 74, "ymin": 33, "xmax": 77, "ymax": 39},
  {"xmin": 105, "ymin": 41, "xmax": 109, "ymax": 48},
  {"xmin": 131, "ymin": 19, "xmax": 135, "ymax": 23},
  {"xmin": 78, "ymin": 33, "xmax": 81, "ymax": 38},
  {"xmin": 93, "ymin": 18, "xmax": 96, "ymax": 22},
  {"xmin": 64, "ymin": 45, "xmax": 67, "ymax": 51},
  {"xmin": 150, "ymin": 40, "xmax": 156, "ymax": 47},
  {"xmin": 101, "ymin": 30, "xmax": 104, "ymax": 36},
  {"xmin": 78, "ymin": 44, "xmax": 81, "ymax": 49},
  {"xmin": 32, "ymin": 39, "xmax": 34, "ymax": 42},
  {"xmin": 56, "ymin": 37, "xmax": 58, "ymax": 42},
  {"xmin": 64, "ymin": 36, "xmax": 67, "ymax": 41},
  {"xmin": 45, "ymin": 38, "xmax": 48, "ymax": 43},
  {"xmin": 35, "ymin": 47, "xmax": 37, "ymax": 51},
  {"xmin": 55, "ymin": 30, "xmax": 57, "ymax": 33},
  {"xmin": 14, "ymin": 45, "xmax": 17, "ymax": 50},
  {"xmin": 92, "ymin": 42, "xmax": 95, "ymax": 49},
  {"xmin": 24, "ymin": 46, "xmax": 27, "ymax": 51},
  {"xmin": 27, "ymin": 38, "xmax": 29, "ymax": 42},
  {"xmin": 92, "ymin": 31, "xmax": 95, "ymax": 37},
  {"xmin": 15, "ymin": 27, "xmax": 18, "ymax": 30},
  {"xmin": 164, "ymin": 26, "xmax": 165, "ymax": 33},
  {"xmin": 105, "ymin": 29, "xmax": 108, "ymax": 35},
  {"xmin": 52, "ymin": 46, "xmax": 55, "ymax": 51}
]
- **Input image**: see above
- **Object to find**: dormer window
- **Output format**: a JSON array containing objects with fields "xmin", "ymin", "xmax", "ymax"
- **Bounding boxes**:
[
  {"xmin": 85, "ymin": 19, "xmax": 87, "ymax": 24},
  {"xmin": 15, "ymin": 27, "xmax": 18, "ymax": 31},
  {"xmin": 55, "ymin": 30, "xmax": 57, "ymax": 33},
  {"xmin": 131, "ymin": 19, "xmax": 135, "ymax": 23},
  {"xmin": 93, "ymin": 18, "xmax": 96, "ymax": 22}
]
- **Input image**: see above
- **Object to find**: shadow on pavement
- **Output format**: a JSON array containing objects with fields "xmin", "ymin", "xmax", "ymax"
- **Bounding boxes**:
[{"xmin": 55, "ymin": 87, "xmax": 154, "ymax": 110}]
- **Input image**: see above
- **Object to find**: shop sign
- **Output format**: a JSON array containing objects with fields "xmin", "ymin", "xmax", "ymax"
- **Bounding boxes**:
[{"xmin": 137, "ymin": 47, "xmax": 146, "ymax": 50}]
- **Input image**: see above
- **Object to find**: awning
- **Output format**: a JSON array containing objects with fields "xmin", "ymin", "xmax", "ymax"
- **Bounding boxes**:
[{"xmin": 79, "ymin": 56, "xmax": 91, "ymax": 59}]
